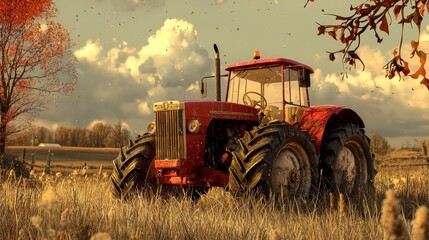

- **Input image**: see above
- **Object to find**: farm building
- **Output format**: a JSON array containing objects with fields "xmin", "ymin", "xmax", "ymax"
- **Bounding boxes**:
[{"xmin": 38, "ymin": 143, "xmax": 61, "ymax": 147}]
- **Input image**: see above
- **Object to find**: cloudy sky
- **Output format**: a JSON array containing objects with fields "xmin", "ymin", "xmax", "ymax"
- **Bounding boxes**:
[{"xmin": 39, "ymin": 0, "xmax": 429, "ymax": 148}]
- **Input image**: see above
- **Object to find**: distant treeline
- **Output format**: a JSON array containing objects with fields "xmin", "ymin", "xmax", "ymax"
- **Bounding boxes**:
[
  {"xmin": 8, "ymin": 123, "xmax": 428, "ymax": 152},
  {"xmin": 9, "ymin": 121, "xmax": 132, "ymax": 148},
  {"xmin": 370, "ymin": 132, "xmax": 429, "ymax": 155}
]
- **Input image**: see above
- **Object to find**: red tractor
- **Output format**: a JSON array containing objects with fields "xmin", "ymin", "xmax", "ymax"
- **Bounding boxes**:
[{"xmin": 111, "ymin": 45, "xmax": 375, "ymax": 203}]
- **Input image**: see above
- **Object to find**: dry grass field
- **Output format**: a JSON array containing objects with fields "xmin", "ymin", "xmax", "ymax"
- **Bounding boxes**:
[{"xmin": 0, "ymin": 162, "xmax": 428, "ymax": 239}]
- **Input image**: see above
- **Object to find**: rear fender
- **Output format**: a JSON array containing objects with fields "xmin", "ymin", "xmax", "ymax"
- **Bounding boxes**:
[{"xmin": 299, "ymin": 105, "xmax": 365, "ymax": 155}]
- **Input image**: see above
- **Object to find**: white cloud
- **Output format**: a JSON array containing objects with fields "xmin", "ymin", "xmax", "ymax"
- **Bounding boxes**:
[
  {"xmin": 138, "ymin": 101, "xmax": 151, "ymax": 116},
  {"xmin": 88, "ymin": 120, "xmax": 107, "ymax": 129},
  {"xmin": 74, "ymin": 40, "xmax": 102, "ymax": 63},
  {"xmin": 45, "ymin": 18, "xmax": 211, "ymax": 134},
  {"xmin": 215, "ymin": 0, "xmax": 227, "ymax": 4},
  {"xmin": 357, "ymin": 45, "xmax": 386, "ymax": 75},
  {"xmin": 74, "ymin": 18, "xmax": 210, "ymax": 89}
]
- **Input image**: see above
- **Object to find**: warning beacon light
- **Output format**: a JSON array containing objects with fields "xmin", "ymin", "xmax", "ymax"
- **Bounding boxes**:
[{"xmin": 253, "ymin": 50, "xmax": 260, "ymax": 59}]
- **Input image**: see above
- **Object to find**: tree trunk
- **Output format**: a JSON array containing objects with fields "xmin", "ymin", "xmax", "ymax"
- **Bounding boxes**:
[
  {"xmin": 0, "ymin": 118, "xmax": 7, "ymax": 155},
  {"xmin": 0, "ymin": 110, "xmax": 8, "ymax": 155}
]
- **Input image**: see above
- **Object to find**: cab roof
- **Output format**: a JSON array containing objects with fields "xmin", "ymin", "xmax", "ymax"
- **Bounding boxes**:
[{"xmin": 225, "ymin": 58, "xmax": 314, "ymax": 73}]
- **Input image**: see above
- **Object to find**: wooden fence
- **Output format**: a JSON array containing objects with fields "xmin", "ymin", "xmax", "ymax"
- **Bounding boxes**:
[
  {"xmin": 15, "ymin": 147, "xmax": 114, "ymax": 174},
  {"xmin": 378, "ymin": 155, "xmax": 429, "ymax": 168}
]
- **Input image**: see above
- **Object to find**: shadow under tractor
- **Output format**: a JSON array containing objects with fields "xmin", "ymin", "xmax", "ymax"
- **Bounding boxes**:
[{"xmin": 110, "ymin": 44, "xmax": 375, "ymax": 205}]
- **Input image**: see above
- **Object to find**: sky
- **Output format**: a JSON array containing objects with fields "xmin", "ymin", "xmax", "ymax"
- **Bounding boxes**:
[{"xmin": 37, "ymin": 0, "xmax": 429, "ymax": 148}]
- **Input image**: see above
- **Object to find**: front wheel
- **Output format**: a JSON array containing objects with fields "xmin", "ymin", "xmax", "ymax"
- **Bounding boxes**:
[
  {"xmin": 228, "ymin": 121, "xmax": 319, "ymax": 202},
  {"xmin": 110, "ymin": 133, "xmax": 157, "ymax": 200}
]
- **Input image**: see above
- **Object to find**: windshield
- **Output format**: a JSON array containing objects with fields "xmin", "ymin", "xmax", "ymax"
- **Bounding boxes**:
[{"xmin": 227, "ymin": 65, "xmax": 309, "ymax": 109}]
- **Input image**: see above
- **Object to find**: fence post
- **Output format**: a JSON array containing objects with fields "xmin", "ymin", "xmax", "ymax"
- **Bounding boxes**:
[
  {"xmin": 45, "ymin": 150, "xmax": 52, "ymax": 173},
  {"xmin": 423, "ymin": 143, "xmax": 428, "ymax": 163},
  {"xmin": 22, "ymin": 148, "xmax": 26, "ymax": 163},
  {"xmin": 31, "ymin": 153, "xmax": 35, "ymax": 171}
]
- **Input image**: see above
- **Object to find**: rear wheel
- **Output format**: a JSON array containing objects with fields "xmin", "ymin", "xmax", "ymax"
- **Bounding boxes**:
[
  {"xmin": 110, "ymin": 133, "xmax": 157, "ymax": 200},
  {"xmin": 320, "ymin": 123, "xmax": 375, "ymax": 208},
  {"xmin": 228, "ymin": 121, "xmax": 318, "ymax": 202}
]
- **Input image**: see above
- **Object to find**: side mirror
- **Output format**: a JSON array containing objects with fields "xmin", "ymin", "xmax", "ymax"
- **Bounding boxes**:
[
  {"xmin": 298, "ymin": 69, "xmax": 311, "ymax": 88},
  {"xmin": 201, "ymin": 81, "xmax": 207, "ymax": 98}
]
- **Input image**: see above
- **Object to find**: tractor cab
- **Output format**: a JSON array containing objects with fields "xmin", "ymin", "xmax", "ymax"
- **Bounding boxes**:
[{"xmin": 225, "ymin": 56, "xmax": 313, "ymax": 124}]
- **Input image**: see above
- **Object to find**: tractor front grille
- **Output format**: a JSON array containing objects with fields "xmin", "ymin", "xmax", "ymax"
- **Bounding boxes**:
[{"xmin": 155, "ymin": 110, "xmax": 186, "ymax": 160}]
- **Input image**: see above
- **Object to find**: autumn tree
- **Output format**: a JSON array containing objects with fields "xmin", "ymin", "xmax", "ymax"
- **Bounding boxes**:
[
  {"xmin": 0, "ymin": 0, "xmax": 76, "ymax": 154},
  {"xmin": 89, "ymin": 122, "xmax": 113, "ymax": 148},
  {"xmin": 53, "ymin": 126, "xmax": 70, "ymax": 146},
  {"xmin": 69, "ymin": 128, "xmax": 90, "ymax": 147},
  {"xmin": 109, "ymin": 121, "xmax": 131, "ymax": 148},
  {"xmin": 370, "ymin": 132, "xmax": 393, "ymax": 156},
  {"xmin": 32, "ymin": 126, "xmax": 53, "ymax": 145},
  {"xmin": 308, "ymin": 0, "xmax": 429, "ymax": 89}
]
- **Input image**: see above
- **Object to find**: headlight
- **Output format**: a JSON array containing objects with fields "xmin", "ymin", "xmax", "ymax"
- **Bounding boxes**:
[
  {"xmin": 187, "ymin": 120, "xmax": 200, "ymax": 133},
  {"xmin": 147, "ymin": 122, "xmax": 156, "ymax": 134}
]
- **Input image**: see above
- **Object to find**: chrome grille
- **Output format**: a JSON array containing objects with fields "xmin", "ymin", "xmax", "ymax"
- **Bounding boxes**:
[{"xmin": 155, "ymin": 110, "xmax": 185, "ymax": 159}]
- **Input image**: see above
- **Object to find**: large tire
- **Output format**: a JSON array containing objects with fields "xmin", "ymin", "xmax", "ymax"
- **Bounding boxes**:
[
  {"xmin": 110, "ymin": 133, "xmax": 157, "ymax": 200},
  {"xmin": 320, "ymin": 123, "xmax": 375, "ymax": 208},
  {"xmin": 228, "ymin": 121, "xmax": 319, "ymax": 202}
]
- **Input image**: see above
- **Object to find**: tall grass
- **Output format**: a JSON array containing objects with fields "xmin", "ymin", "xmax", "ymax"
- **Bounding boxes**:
[{"xmin": 0, "ymin": 167, "xmax": 428, "ymax": 240}]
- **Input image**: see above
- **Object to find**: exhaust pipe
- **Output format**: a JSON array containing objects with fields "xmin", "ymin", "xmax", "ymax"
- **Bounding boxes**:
[{"xmin": 214, "ymin": 44, "xmax": 221, "ymax": 101}]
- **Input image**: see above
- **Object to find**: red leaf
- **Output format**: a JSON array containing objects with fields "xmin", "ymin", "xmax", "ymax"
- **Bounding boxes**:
[
  {"xmin": 328, "ymin": 30, "xmax": 337, "ymax": 40},
  {"xmin": 317, "ymin": 25, "xmax": 326, "ymax": 35},
  {"xmin": 358, "ymin": 5, "xmax": 375, "ymax": 15},
  {"xmin": 339, "ymin": 30, "xmax": 346, "ymax": 43},
  {"xmin": 335, "ymin": 15, "xmax": 349, "ymax": 21},
  {"xmin": 379, "ymin": 15, "xmax": 389, "ymax": 34},
  {"xmin": 393, "ymin": 5, "xmax": 402, "ymax": 20},
  {"xmin": 421, "ymin": 78, "xmax": 429, "ymax": 90},
  {"xmin": 369, "ymin": 16, "xmax": 376, "ymax": 29},
  {"xmin": 402, "ymin": 61, "xmax": 410, "ymax": 76}
]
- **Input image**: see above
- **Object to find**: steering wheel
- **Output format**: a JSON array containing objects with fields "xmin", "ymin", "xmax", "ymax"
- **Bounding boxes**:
[{"xmin": 243, "ymin": 91, "xmax": 267, "ymax": 109}]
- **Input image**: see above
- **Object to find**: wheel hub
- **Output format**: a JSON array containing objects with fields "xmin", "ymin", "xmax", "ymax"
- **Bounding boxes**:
[
  {"xmin": 334, "ymin": 146, "xmax": 356, "ymax": 195},
  {"xmin": 271, "ymin": 149, "xmax": 301, "ymax": 197}
]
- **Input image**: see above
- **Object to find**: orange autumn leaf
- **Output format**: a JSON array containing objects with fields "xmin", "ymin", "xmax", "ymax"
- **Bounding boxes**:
[
  {"xmin": 393, "ymin": 5, "xmax": 403, "ymax": 20},
  {"xmin": 0, "ymin": 0, "xmax": 53, "ymax": 25},
  {"xmin": 420, "ymin": 78, "xmax": 429, "ymax": 90},
  {"xmin": 419, "ymin": 4, "xmax": 426, "ymax": 16},
  {"xmin": 402, "ymin": 61, "xmax": 410, "ymax": 76},
  {"xmin": 379, "ymin": 15, "xmax": 389, "ymax": 34},
  {"xmin": 317, "ymin": 25, "xmax": 326, "ymax": 35},
  {"xmin": 409, "ymin": 50, "xmax": 426, "ymax": 79}
]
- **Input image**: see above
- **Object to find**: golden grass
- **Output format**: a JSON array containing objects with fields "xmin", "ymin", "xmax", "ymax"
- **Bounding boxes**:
[{"xmin": 0, "ymin": 167, "xmax": 428, "ymax": 239}]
